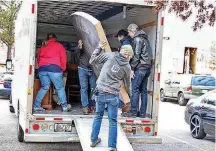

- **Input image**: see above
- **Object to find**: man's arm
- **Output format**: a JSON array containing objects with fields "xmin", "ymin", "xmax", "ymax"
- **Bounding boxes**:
[
  {"xmin": 89, "ymin": 46, "xmax": 111, "ymax": 65},
  {"xmin": 123, "ymin": 66, "xmax": 132, "ymax": 97},
  {"xmin": 130, "ymin": 37, "xmax": 143, "ymax": 71}
]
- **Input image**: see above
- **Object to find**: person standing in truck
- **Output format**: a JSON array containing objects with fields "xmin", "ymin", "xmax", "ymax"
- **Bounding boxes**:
[
  {"xmin": 33, "ymin": 33, "xmax": 71, "ymax": 112},
  {"xmin": 89, "ymin": 43, "xmax": 133, "ymax": 151},
  {"xmin": 122, "ymin": 23, "xmax": 153, "ymax": 118},
  {"xmin": 76, "ymin": 40, "xmax": 96, "ymax": 115},
  {"xmin": 115, "ymin": 29, "xmax": 132, "ymax": 111}
]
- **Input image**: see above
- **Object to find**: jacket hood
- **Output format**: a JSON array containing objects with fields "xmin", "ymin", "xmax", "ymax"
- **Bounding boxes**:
[
  {"xmin": 134, "ymin": 30, "xmax": 148, "ymax": 39},
  {"xmin": 114, "ymin": 53, "xmax": 128, "ymax": 66}
]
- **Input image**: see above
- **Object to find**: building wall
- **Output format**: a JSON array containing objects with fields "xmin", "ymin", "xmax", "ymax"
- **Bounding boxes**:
[{"xmin": 161, "ymin": 8, "xmax": 216, "ymax": 86}]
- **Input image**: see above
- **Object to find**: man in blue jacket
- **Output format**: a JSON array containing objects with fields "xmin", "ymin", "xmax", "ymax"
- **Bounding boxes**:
[{"xmin": 115, "ymin": 29, "xmax": 132, "ymax": 46}]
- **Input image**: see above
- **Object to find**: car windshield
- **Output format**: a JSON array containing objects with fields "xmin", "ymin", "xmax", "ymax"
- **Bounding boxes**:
[{"xmin": 191, "ymin": 76, "xmax": 215, "ymax": 86}]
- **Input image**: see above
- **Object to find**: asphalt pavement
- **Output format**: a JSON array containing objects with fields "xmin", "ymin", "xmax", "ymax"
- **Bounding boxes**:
[{"xmin": 0, "ymin": 98, "xmax": 215, "ymax": 151}]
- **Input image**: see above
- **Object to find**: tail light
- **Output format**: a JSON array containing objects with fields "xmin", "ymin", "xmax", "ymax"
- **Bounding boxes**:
[
  {"xmin": 32, "ymin": 123, "xmax": 40, "ymax": 131},
  {"xmin": 187, "ymin": 86, "xmax": 192, "ymax": 91},
  {"xmin": 0, "ymin": 81, "xmax": 4, "ymax": 84}
]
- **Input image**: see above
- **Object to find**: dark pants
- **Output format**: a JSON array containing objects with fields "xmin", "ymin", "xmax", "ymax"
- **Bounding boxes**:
[{"xmin": 131, "ymin": 68, "xmax": 151, "ymax": 116}]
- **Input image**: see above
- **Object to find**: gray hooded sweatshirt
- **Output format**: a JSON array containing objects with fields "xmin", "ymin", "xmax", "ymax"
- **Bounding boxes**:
[{"xmin": 89, "ymin": 47, "xmax": 131, "ymax": 97}]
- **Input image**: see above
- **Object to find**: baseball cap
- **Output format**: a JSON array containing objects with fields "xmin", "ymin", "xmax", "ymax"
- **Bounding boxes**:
[
  {"xmin": 120, "ymin": 45, "xmax": 134, "ymax": 57},
  {"xmin": 127, "ymin": 23, "xmax": 138, "ymax": 31},
  {"xmin": 115, "ymin": 29, "xmax": 128, "ymax": 37}
]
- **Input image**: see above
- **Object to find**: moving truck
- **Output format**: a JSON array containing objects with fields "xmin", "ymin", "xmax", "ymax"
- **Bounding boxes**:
[{"xmin": 11, "ymin": 0, "xmax": 164, "ymax": 149}]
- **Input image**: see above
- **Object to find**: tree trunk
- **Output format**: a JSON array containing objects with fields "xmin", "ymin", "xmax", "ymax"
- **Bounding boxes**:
[{"xmin": 7, "ymin": 45, "xmax": 12, "ymax": 59}]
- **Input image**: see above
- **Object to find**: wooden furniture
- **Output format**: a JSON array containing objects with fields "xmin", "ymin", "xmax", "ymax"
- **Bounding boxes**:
[
  {"xmin": 66, "ymin": 64, "xmax": 81, "ymax": 103},
  {"xmin": 33, "ymin": 79, "xmax": 53, "ymax": 110}
]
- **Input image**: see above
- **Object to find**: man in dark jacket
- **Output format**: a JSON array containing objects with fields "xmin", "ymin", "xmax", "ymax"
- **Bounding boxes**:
[
  {"xmin": 89, "ymin": 44, "xmax": 133, "ymax": 150},
  {"xmin": 115, "ymin": 29, "xmax": 132, "ymax": 46},
  {"xmin": 122, "ymin": 23, "xmax": 153, "ymax": 118},
  {"xmin": 76, "ymin": 40, "xmax": 96, "ymax": 115}
]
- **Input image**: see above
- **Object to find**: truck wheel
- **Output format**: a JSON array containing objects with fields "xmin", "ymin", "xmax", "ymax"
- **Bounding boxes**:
[
  {"xmin": 160, "ymin": 90, "xmax": 166, "ymax": 102},
  {"xmin": 17, "ymin": 110, "xmax": 24, "ymax": 142},
  {"xmin": 190, "ymin": 115, "xmax": 206, "ymax": 139},
  {"xmin": 10, "ymin": 106, "xmax": 15, "ymax": 113},
  {"xmin": 178, "ymin": 93, "xmax": 187, "ymax": 106}
]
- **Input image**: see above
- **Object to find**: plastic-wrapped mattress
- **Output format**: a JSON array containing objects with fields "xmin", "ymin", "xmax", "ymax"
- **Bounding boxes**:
[{"xmin": 71, "ymin": 12, "xmax": 110, "ymax": 78}]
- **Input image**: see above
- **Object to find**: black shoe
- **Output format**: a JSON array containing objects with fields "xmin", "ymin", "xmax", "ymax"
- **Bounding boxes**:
[{"xmin": 121, "ymin": 112, "xmax": 136, "ymax": 118}]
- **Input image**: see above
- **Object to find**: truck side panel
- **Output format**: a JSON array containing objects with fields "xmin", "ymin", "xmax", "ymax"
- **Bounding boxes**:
[{"xmin": 14, "ymin": 0, "xmax": 36, "ymax": 132}]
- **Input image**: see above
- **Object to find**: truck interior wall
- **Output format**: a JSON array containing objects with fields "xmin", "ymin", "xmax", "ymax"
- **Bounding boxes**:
[{"xmin": 35, "ymin": 2, "xmax": 157, "ymax": 117}]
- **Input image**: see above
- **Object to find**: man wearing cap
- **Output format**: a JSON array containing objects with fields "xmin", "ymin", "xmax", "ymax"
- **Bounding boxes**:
[
  {"xmin": 122, "ymin": 23, "xmax": 153, "ymax": 118},
  {"xmin": 115, "ymin": 29, "xmax": 132, "ymax": 46},
  {"xmin": 89, "ymin": 43, "xmax": 133, "ymax": 151}
]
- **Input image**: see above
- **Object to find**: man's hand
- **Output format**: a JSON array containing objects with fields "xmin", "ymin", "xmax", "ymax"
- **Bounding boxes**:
[
  {"xmin": 78, "ymin": 40, "xmax": 83, "ymax": 49},
  {"xmin": 99, "ymin": 41, "xmax": 107, "ymax": 49},
  {"xmin": 131, "ymin": 70, "xmax": 135, "ymax": 79}
]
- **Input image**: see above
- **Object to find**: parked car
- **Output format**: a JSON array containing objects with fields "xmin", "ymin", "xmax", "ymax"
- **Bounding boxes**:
[
  {"xmin": 185, "ymin": 90, "xmax": 216, "ymax": 139},
  {"xmin": 160, "ymin": 74, "xmax": 216, "ymax": 106},
  {"xmin": 0, "ymin": 72, "xmax": 13, "ymax": 98}
]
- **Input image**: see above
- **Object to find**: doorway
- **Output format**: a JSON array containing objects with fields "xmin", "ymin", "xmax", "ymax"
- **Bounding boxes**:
[{"xmin": 183, "ymin": 47, "xmax": 197, "ymax": 74}]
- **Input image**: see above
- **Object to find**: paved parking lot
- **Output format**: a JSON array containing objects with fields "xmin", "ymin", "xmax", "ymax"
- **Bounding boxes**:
[{"xmin": 0, "ymin": 98, "xmax": 215, "ymax": 151}]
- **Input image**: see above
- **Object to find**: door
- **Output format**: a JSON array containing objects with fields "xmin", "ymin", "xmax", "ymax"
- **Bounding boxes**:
[
  {"xmin": 200, "ymin": 91, "xmax": 216, "ymax": 136},
  {"xmin": 163, "ymin": 79, "xmax": 172, "ymax": 97},
  {"xmin": 171, "ymin": 80, "xmax": 180, "ymax": 98}
]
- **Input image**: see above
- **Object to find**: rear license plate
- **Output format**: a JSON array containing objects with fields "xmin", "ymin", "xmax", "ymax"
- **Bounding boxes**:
[{"xmin": 54, "ymin": 123, "xmax": 72, "ymax": 132}]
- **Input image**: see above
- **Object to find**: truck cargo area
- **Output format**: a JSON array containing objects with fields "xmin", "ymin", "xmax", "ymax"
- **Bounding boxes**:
[{"xmin": 33, "ymin": 1, "xmax": 158, "ymax": 119}]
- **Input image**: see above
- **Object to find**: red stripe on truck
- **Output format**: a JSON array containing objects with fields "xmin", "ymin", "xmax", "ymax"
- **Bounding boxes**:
[
  {"xmin": 36, "ymin": 117, "xmax": 45, "ymax": 120},
  {"xmin": 142, "ymin": 120, "xmax": 150, "ymax": 123},
  {"xmin": 161, "ymin": 17, "xmax": 164, "ymax": 26},
  {"xmin": 29, "ymin": 65, "xmax": 32, "ymax": 75},
  {"xmin": 126, "ymin": 120, "xmax": 134, "ymax": 123},
  {"xmin": 32, "ymin": 4, "xmax": 35, "ymax": 14},
  {"xmin": 157, "ymin": 73, "xmax": 160, "ymax": 82},
  {"xmin": 54, "ymin": 118, "xmax": 63, "ymax": 121}
]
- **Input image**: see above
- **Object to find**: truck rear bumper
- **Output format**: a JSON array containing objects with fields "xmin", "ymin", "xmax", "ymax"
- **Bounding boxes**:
[
  {"xmin": 128, "ymin": 136, "xmax": 162, "ymax": 144},
  {"xmin": 24, "ymin": 133, "xmax": 79, "ymax": 142}
]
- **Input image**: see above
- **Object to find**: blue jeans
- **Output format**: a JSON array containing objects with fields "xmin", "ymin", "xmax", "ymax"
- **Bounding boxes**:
[
  {"xmin": 78, "ymin": 67, "xmax": 96, "ymax": 108},
  {"xmin": 34, "ymin": 72, "xmax": 67, "ymax": 108},
  {"xmin": 131, "ymin": 69, "xmax": 151, "ymax": 116},
  {"xmin": 91, "ymin": 90, "xmax": 119, "ymax": 148}
]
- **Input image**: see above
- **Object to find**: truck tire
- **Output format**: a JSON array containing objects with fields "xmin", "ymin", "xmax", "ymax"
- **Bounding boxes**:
[
  {"xmin": 178, "ymin": 93, "xmax": 188, "ymax": 106},
  {"xmin": 190, "ymin": 115, "xmax": 206, "ymax": 139},
  {"xmin": 17, "ymin": 108, "xmax": 24, "ymax": 142},
  {"xmin": 160, "ymin": 89, "xmax": 166, "ymax": 102}
]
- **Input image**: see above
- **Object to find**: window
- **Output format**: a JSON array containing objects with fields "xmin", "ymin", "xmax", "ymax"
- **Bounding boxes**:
[
  {"xmin": 204, "ymin": 91, "xmax": 216, "ymax": 106},
  {"xmin": 192, "ymin": 76, "xmax": 215, "ymax": 86}
]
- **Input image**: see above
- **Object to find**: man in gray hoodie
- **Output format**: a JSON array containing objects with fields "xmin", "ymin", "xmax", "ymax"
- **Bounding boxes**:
[
  {"xmin": 89, "ymin": 44, "xmax": 133, "ymax": 151},
  {"xmin": 122, "ymin": 23, "xmax": 153, "ymax": 118}
]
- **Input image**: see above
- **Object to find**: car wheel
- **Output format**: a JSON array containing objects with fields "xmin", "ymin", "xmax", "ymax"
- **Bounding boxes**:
[
  {"xmin": 190, "ymin": 115, "xmax": 206, "ymax": 139},
  {"xmin": 178, "ymin": 93, "xmax": 188, "ymax": 106},
  {"xmin": 160, "ymin": 90, "xmax": 166, "ymax": 102},
  {"xmin": 10, "ymin": 106, "xmax": 15, "ymax": 113},
  {"xmin": 17, "ymin": 107, "xmax": 24, "ymax": 142}
]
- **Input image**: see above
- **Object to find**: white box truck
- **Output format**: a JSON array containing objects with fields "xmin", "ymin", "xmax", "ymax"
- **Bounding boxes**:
[{"xmin": 12, "ymin": 0, "xmax": 164, "ymax": 150}]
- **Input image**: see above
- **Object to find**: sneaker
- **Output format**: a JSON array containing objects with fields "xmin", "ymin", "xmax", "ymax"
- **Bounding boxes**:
[
  {"xmin": 109, "ymin": 148, "xmax": 117, "ymax": 151},
  {"xmin": 63, "ymin": 104, "xmax": 72, "ymax": 112},
  {"xmin": 82, "ymin": 107, "xmax": 89, "ymax": 115},
  {"xmin": 90, "ymin": 138, "xmax": 101, "ymax": 148},
  {"xmin": 121, "ymin": 112, "xmax": 136, "ymax": 118},
  {"xmin": 33, "ymin": 107, "xmax": 45, "ymax": 112}
]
